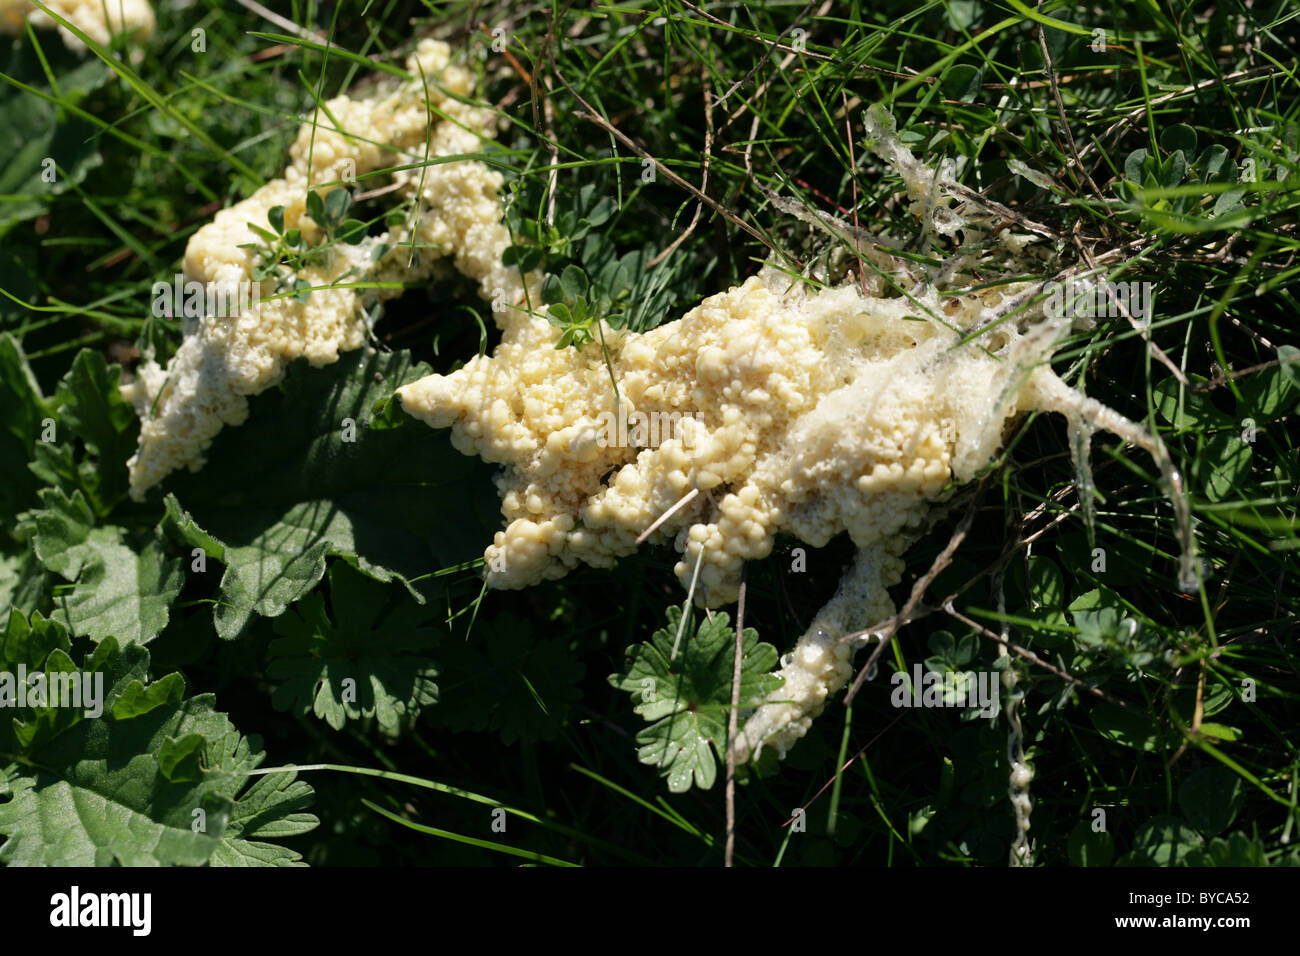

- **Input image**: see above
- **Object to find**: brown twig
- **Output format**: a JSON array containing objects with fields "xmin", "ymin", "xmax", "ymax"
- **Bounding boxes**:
[
  {"xmin": 1035, "ymin": 4, "xmax": 1104, "ymax": 201},
  {"xmin": 725, "ymin": 568, "xmax": 747, "ymax": 868},
  {"xmin": 1067, "ymin": 235, "xmax": 1190, "ymax": 386},
  {"xmin": 942, "ymin": 602, "xmax": 1149, "ymax": 718},
  {"xmin": 235, "ymin": 0, "xmax": 327, "ymax": 43},
  {"xmin": 781, "ymin": 714, "xmax": 905, "ymax": 827},
  {"xmin": 648, "ymin": 33, "xmax": 716, "ymax": 268},
  {"xmin": 552, "ymin": 66, "xmax": 791, "ymax": 266},
  {"xmin": 636, "ymin": 488, "xmax": 700, "ymax": 545},
  {"xmin": 479, "ymin": 22, "xmax": 532, "ymax": 84},
  {"xmin": 842, "ymin": 481, "xmax": 988, "ymax": 707},
  {"xmin": 844, "ymin": 92, "xmax": 868, "ymax": 298}
]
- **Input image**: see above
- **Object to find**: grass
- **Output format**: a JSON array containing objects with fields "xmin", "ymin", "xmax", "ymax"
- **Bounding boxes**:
[{"xmin": 0, "ymin": 0, "xmax": 1297, "ymax": 867}]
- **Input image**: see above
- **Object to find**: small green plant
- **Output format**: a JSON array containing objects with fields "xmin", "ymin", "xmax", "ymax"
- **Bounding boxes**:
[
  {"xmin": 541, "ymin": 263, "xmax": 629, "ymax": 349},
  {"xmin": 503, "ymin": 182, "xmax": 617, "ymax": 275},
  {"xmin": 1113, "ymin": 125, "xmax": 1251, "ymax": 232},
  {"xmin": 504, "ymin": 180, "xmax": 690, "ymax": 341},
  {"xmin": 238, "ymin": 188, "xmax": 369, "ymax": 301}
]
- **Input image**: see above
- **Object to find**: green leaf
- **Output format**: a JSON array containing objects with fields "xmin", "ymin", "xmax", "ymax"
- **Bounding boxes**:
[
  {"xmin": 610, "ymin": 606, "xmax": 782, "ymax": 792},
  {"xmin": 518, "ymin": 247, "xmax": 543, "ymax": 273},
  {"xmin": 584, "ymin": 194, "xmax": 617, "ymax": 229},
  {"xmin": 1212, "ymin": 186, "xmax": 1245, "ymax": 217},
  {"xmin": 0, "ymin": 626, "xmax": 317, "ymax": 865},
  {"xmin": 159, "ymin": 493, "xmax": 226, "ymax": 563},
  {"xmin": 160, "ymin": 350, "xmax": 499, "ymax": 639},
  {"xmin": 1160, "ymin": 124, "xmax": 1198, "ymax": 157},
  {"xmin": 547, "ymin": 301, "xmax": 572, "ymax": 326},
  {"xmin": 1152, "ymin": 375, "xmax": 1232, "ymax": 431},
  {"xmin": 28, "ymin": 487, "xmax": 97, "ymax": 578},
  {"xmin": 1124, "ymin": 148, "xmax": 1149, "ymax": 183},
  {"xmin": 1277, "ymin": 345, "xmax": 1300, "ymax": 390},
  {"xmin": 1162, "ymin": 149, "xmax": 1187, "ymax": 187},
  {"xmin": 434, "ymin": 613, "xmax": 584, "ymax": 744},
  {"xmin": 158, "ymin": 733, "xmax": 206, "ymax": 783},
  {"xmin": 0, "ymin": 608, "xmax": 71, "ymax": 681},
  {"xmin": 1184, "ymin": 831, "xmax": 1269, "ymax": 866},
  {"xmin": 268, "ymin": 205, "xmax": 286, "ymax": 234},
  {"xmin": 210, "ymin": 770, "xmax": 317, "ymax": 866},
  {"xmin": 1237, "ymin": 352, "xmax": 1300, "ymax": 417},
  {"xmin": 0, "ymin": 550, "xmax": 48, "ymax": 618},
  {"xmin": 541, "ymin": 272, "xmax": 563, "ymax": 304},
  {"xmin": 1119, "ymin": 815, "xmax": 1203, "ymax": 866},
  {"xmin": 246, "ymin": 222, "xmax": 278, "ymax": 243},
  {"xmin": 1027, "ymin": 555, "xmax": 1065, "ymax": 608},
  {"xmin": 0, "ymin": 334, "xmax": 49, "ymax": 524},
  {"xmin": 51, "ymin": 535, "xmax": 182, "ymax": 645},
  {"xmin": 306, "ymin": 188, "xmax": 325, "ymax": 223},
  {"xmin": 337, "ymin": 218, "xmax": 367, "ymax": 244},
  {"xmin": 1178, "ymin": 766, "xmax": 1244, "ymax": 836},
  {"xmin": 0, "ymin": 37, "xmax": 106, "ymax": 234},
  {"xmin": 111, "ymin": 671, "xmax": 184, "ymax": 719},
  {"xmin": 1068, "ymin": 820, "xmax": 1115, "ymax": 866},
  {"xmin": 324, "ymin": 187, "xmax": 351, "ymax": 223},
  {"xmin": 1195, "ymin": 431, "xmax": 1252, "ymax": 502},
  {"xmin": 26, "ymin": 488, "xmax": 182, "ymax": 645},
  {"xmin": 1198, "ymin": 144, "xmax": 1234, "ymax": 183},
  {"xmin": 583, "ymin": 243, "xmax": 700, "ymax": 335},
  {"xmin": 1089, "ymin": 700, "xmax": 1167, "ymax": 752},
  {"xmin": 940, "ymin": 63, "xmax": 982, "ymax": 102},
  {"xmin": 267, "ymin": 562, "xmax": 439, "ymax": 733},
  {"xmin": 560, "ymin": 263, "xmax": 589, "ymax": 301},
  {"xmin": 53, "ymin": 348, "xmax": 137, "ymax": 512}
]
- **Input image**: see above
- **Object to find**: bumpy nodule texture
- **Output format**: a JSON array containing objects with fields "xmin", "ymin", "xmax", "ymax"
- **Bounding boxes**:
[
  {"xmin": 396, "ymin": 252, "xmax": 1069, "ymax": 760},
  {"xmin": 398, "ymin": 269, "xmax": 1046, "ymax": 610},
  {"xmin": 122, "ymin": 39, "xmax": 532, "ymax": 499}
]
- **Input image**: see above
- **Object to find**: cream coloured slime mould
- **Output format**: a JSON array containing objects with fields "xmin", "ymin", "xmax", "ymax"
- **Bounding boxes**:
[
  {"xmin": 0, "ymin": 0, "xmax": 154, "ymax": 51},
  {"xmin": 122, "ymin": 39, "xmax": 536, "ymax": 499},
  {"xmin": 396, "ymin": 263, "xmax": 1056, "ymax": 760},
  {"xmin": 397, "ymin": 109, "xmax": 1196, "ymax": 763}
]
